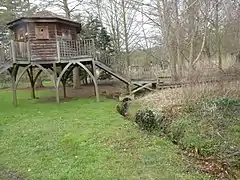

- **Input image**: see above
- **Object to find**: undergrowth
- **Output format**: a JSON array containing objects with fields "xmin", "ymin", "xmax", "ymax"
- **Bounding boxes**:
[{"xmin": 129, "ymin": 81, "xmax": 240, "ymax": 179}]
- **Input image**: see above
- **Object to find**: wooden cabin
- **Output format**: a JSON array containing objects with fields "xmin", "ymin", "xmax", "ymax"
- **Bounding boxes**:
[{"xmin": 6, "ymin": 11, "xmax": 94, "ymax": 63}]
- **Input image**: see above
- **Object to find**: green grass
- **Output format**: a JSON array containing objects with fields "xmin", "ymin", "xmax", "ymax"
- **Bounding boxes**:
[
  {"xmin": 0, "ymin": 90, "xmax": 210, "ymax": 180},
  {"xmin": 42, "ymin": 80, "xmax": 54, "ymax": 87}
]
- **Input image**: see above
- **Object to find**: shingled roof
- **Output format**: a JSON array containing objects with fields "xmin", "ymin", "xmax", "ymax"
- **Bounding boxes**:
[
  {"xmin": 7, "ymin": 10, "xmax": 81, "ymax": 31},
  {"xmin": 29, "ymin": 10, "xmax": 69, "ymax": 20}
]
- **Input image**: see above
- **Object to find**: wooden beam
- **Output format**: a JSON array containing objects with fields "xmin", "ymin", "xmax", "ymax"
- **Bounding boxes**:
[
  {"xmin": 10, "ymin": 64, "xmax": 19, "ymax": 106},
  {"xmin": 91, "ymin": 60, "xmax": 98, "ymax": 98},
  {"xmin": 133, "ymin": 82, "xmax": 153, "ymax": 91},
  {"xmin": 56, "ymin": 40, "xmax": 61, "ymax": 62},
  {"xmin": 132, "ymin": 83, "xmax": 153, "ymax": 94},
  {"xmin": 26, "ymin": 41, "xmax": 31, "ymax": 63},
  {"xmin": 10, "ymin": 40, "xmax": 16, "ymax": 63},
  {"xmin": 31, "ymin": 63, "xmax": 55, "ymax": 84},
  {"xmin": 56, "ymin": 63, "xmax": 73, "ymax": 99},
  {"xmin": 26, "ymin": 68, "xmax": 43, "ymax": 99},
  {"xmin": 53, "ymin": 63, "xmax": 60, "ymax": 104},
  {"xmin": 26, "ymin": 68, "xmax": 35, "ymax": 99},
  {"xmin": 56, "ymin": 62, "xmax": 72, "ymax": 90}
]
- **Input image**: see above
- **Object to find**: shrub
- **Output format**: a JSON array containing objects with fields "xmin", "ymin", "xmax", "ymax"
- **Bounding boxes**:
[
  {"xmin": 168, "ymin": 118, "xmax": 190, "ymax": 145},
  {"xmin": 116, "ymin": 100, "xmax": 131, "ymax": 117},
  {"xmin": 135, "ymin": 109, "xmax": 165, "ymax": 132}
]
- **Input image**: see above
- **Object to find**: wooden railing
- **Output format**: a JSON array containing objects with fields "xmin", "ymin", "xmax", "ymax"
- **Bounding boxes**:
[
  {"xmin": 12, "ymin": 40, "xmax": 30, "ymax": 62},
  {"xmin": 97, "ymin": 51, "xmax": 129, "ymax": 76},
  {"xmin": 57, "ymin": 39, "xmax": 95, "ymax": 59},
  {"xmin": 96, "ymin": 51, "xmax": 165, "ymax": 81},
  {"xmin": 0, "ymin": 42, "xmax": 12, "ymax": 64},
  {"xmin": 5, "ymin": 39, "xmax": 95, "ymax": 63}
]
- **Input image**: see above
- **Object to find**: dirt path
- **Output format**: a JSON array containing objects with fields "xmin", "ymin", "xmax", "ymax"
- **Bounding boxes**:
[{"xmin": 34, "ymin": 80, "xmax": 125, "ymax": 102}]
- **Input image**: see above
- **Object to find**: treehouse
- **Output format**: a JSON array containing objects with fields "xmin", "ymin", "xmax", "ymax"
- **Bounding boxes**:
[
  {"xmin": 0, "ymin": 10, "xmax": 159, "ymax": 106},
  {"xmin": 7, "ymin": 10, "xmax": 94, "ymax": 63}
]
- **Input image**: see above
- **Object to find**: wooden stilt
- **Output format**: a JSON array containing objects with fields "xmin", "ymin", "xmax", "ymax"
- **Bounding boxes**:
[
  {"xmin": 76, "ymin": 62, "xmax": 99, "ymax": 102},
  {"xmin": 56, "ymin": 62, "xmax": 73, "ymax": 101},
  {"xmin": 53, "ymin": 63, "xmax": 60, "ymax": 104},
  {"xmin": 91, "ymin": 61, "xmax": 97, "ymax": 96},
  {"xmin": 9, "ymin": 65, "xmax": 19, "ymax": 106},
  {"xmin": 62, "ymin": 80, "xmax": 67, "ymax": 98},
  {"xmin": 12, "ymin": 68, "xmax": 17, "ymax": 106},
  {"xmin": 12, "ymin": 80, "xmax": 17, "ymax": 106},
  {"xmin": 13, "ymin": 64, "xmax": 32, "ymax": 106},
  {"xmin": 27, "ymin": 66, "xmax": 36, "ymax": 99},
  {"xmin": 127, "ymin": 83, "xmax": 132, "ymax": 95},
  {"xmin": 60, "ymin": 64, "xmax": 67, "ymax": 99},
  {"xmin": 63, "ymin": 64, "xmax": 76, "ymax": 98},
  {"xmin": 32, "ymin": 69, "xmax": 43, "ymax": 98}
]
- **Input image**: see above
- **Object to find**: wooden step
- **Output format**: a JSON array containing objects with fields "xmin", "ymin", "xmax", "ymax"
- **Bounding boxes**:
[{"xmin": 95, "ymin": 61, "xmax": 130, "ymax": 84}]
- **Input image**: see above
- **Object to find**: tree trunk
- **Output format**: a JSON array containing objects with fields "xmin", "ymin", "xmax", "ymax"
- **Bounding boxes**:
[
  {"xmin": 175, "ymin": 0, "xmax": 182, "ymax": 79},
  {"xmin": 121, "ymin": 0, "xmax": 130, "ymax": 67},
  {"xmin": 160, "ymin": 0, "xmax": 177, "ymax": 81},
  {"xmin": 215, "ymin": 0, "xmax": 222, "ymax": 70}
]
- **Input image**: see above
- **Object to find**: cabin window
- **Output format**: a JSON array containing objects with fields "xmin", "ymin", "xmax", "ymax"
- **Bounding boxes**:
[
  {"xmin": 35, "ymin": 26, "xmax": 49, "ymax": 39},
  {"xmin": 62, "ymin": 29, "xmax": 71, "ymax": 40},
  {"xmin": 17, "ymin": 28, "xmax": 25, "ymax": 40}
]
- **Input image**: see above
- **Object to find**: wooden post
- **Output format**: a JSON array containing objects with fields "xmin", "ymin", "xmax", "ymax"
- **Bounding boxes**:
[
  {"xmin": 53, "ymin": 63, "xmax": 60, "ymax": 103},
  {"xmin": 27, "ymin": 41, "xmax": 31, "ymax": 63},
  {"xmin": 62, "ymin": 80, "xmax": 67, "ymax": 98},
  {"xmin": 27, "ymin": 68, "xmax": 36, "ymax": 99},
  {"xmin": 10, "ymin": 40, "xmax": 16, "ymax": 63},
  {"xmin": 56, "ymin": 40, "xmax": 61, "ymax": 62},
  {"xmin": 12, "ymin": 73, "xmax": 17, "ymax": 106},
  {"xmin": 128, "ymin": 65, "xmax": 132, "ymax": 95},
  {"xmin": 27, "ymin": 66, "xmax": 41, "ymax": 99},
  {"xmin": 92, "ymin": 39, "xmax": 96, "ymax": 58},
  {"xmin": 10, "ymin": 65, "xmax": 19, "ymax": 106},
  {"xmin": 61, "ymin": 64, "xmax": 67, "ymax": 98},
  {"xmin": 0, "ymin": 44, "xmax": 4, "ymax": 62},
  {"xmin": 92, "ymin": 60, "xmax": 98, "ymax": 97}
]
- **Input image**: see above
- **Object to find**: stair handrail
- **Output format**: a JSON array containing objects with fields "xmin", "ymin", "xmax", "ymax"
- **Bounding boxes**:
[{"xmin": 0, "ymin": 41, "xmax": 12, "ymax": 65}]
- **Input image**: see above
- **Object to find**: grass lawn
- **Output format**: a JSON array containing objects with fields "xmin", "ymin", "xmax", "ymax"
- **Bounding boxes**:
[{"xmin": 0, "ymin": 90, "xmax": 210, "ymax": 180}]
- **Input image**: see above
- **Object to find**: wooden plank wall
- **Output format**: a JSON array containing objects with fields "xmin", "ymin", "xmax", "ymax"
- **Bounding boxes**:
[
  {"xmin": 56, "ymin": 23, "xmax": 77, "ymax": 40},
  {"xmin": 28, "ymin": 23, "xmax": 57, "ymax": 61}
]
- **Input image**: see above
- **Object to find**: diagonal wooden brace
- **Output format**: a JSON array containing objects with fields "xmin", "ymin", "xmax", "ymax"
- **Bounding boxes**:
[{"xmin": 132, "ymin": 83, "xmax": 153, "ymax": 94}]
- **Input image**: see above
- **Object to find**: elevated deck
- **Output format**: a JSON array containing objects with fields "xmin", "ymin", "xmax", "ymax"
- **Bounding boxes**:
[
  {"xmin": 6, "ymin": 39, "xmax": 95, "ymax": 64},
  {"xmin": 0, "ymin": 39, "xmax": 167, "ymax": 105}
]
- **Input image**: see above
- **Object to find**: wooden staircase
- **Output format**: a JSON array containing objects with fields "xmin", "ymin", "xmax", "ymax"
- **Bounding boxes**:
[
  {"xmin": 0, "ymin": 63, "xmax": 12, "ymax": 74},
  {"xmin": 95, "ymin": 60, "xmax": 155, "ymax": 97},
  {"xmin": 0, "ymin": 44, "xmax": 12, "ymax": 74},
  {"xmin": 95, "ymin": 60, "xmax": 129, "ymax": 84}
]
